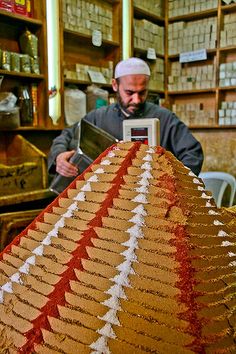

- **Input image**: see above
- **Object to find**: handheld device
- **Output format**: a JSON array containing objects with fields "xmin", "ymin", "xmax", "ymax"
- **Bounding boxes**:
[
  {"xmin": 123, "ymin": 118, "xmax": 160, "ymax": 146},
  {"xmin": 49, "ymin": 119, "xmax": 118, "ymax": 195}
]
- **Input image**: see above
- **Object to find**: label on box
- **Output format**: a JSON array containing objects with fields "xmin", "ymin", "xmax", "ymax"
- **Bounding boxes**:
[
  {"xmin": 92, "ymin": 30, "xmax": 102, "ymax": 47},
  {"xmin": 180, "ymin": 49, "xmax": 207, "ymax": 63},
  {"xmin": 0, "ymin": 0, "xmax": 13, "ymax": 12},
  {"xmin": 88, "ymin": 70, "xmax": 106, "ymax": 84},
  {"xmin": 147, "ymin": 48, "xmax": 156, "ymax": 60},
  {"xmin": 14, "ymin": 0, "xmax": 27, "ymax": 15}
]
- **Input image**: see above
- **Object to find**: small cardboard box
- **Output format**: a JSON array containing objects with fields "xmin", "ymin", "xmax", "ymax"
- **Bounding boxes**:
[{"xmin": 0, "ymin": 134, "xmax": 47, "ymax": 196}]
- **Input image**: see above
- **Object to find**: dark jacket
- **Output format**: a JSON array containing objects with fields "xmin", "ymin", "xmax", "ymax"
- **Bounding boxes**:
[{"xmin": 48, "ymin": 102, "xmax": 203, "ymax": 176}]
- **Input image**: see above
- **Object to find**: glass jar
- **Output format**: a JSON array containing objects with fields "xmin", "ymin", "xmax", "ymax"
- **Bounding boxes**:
[{"xmin": 18, "ymin": 86, "xmax": 33, "ymax": 126}]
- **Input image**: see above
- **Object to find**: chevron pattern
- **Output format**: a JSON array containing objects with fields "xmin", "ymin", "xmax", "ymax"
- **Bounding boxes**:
[{"xmin": 0, "ymin": 142, "xmax": 235, "ymax": 353}]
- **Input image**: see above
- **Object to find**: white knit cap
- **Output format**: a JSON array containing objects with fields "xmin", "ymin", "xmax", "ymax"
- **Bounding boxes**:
[{"xmin": 114, "ymin": 57, "xmax": 150, "ymax": 79}]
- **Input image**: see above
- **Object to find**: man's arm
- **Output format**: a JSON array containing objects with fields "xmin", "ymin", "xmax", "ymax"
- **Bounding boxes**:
[
  {"xmin": 47, "ymin": 123, "xmax": 79, "ymax": 175},
  {"xmin": 152, "ymin": 105, "xmax": 203, "ymax": 176},
  {"xmin": 164, "ymin": 113, "xmax": 204, "ymax": 176}
]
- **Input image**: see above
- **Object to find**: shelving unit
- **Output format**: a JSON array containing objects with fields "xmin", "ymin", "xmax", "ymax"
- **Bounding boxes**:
[
  {"xmin": 163, "ymin": 0, "xmax": 236, "ymax": 176},
  {"xmin": 0, "ymin": 0, "xmax": 235, "ymax": 167},
  {"xmin": 127, "ymin": 0, "xmax": 236, "ymax": 177},
  {"xmin": 131, "ymin": 0, "xmax": 165, "ymax": 102},
  {"xmin": 166, "ymin": 0, "xmax": 236, "ymax": 130},
  {"xmin": 59, "ymin": 0, "xmax": 122, "ymax": 127},
  {"xmin": 0, "ymin": 4, "xmax": 49, "ymax": 129},
  {"xmin": 0, "ymin": 2, "xmax": 56, "ymax": 227}
]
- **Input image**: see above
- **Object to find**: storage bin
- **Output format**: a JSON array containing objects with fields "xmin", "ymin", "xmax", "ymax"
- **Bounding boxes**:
[{"xmin": 0, "ymin": 134, "xmax": 48, "ymax": 196}]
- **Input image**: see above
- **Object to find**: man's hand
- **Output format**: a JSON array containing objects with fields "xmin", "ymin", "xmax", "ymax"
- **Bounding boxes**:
[{"xmin": 56, "ymin": 150, "xmax": 79, "ymax": 177}]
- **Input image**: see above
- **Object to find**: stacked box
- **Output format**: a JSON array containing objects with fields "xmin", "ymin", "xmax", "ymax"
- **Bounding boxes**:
[
  {"xmin": 219, "ymin": 101, "xmax": 236, "ymax": 126},
  {"xmin": 220, "ymin": 13, "xmax": 236, "ymax": 47},
  {"xmin": 172, "ymin": 102, "xmax": 215, "ymax": 126},
  {"xmin": 64, "ymin": 61, "xmax": 113, "ymax": 84},
  {"xmin": 169, "ymin": 0, "xmax": 218, "ymax": 17},
  {"xmin": 62, "ymin": 0, "xmax": 113, "ymax": 41},
  {"xmin": 134, "ymin": 19, "xmax": 164, "ymax": 55},
  {"xmin": 149, "ymin": 58, "xmax": 164, "ymax": 91},
  {"xmin": 219, "ymin": 61, "xmax": 236, "ymax": 87},
  {"xmin": 168, "ymin": 60, "xmax": 216, "ymax": 91},
  {"xmin": 168, "ymin": 17, "xmax": 217, "ymax": 55}
]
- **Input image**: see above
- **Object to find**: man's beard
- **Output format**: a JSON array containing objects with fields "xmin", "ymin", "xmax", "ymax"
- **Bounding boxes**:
[{"xmin": 117, "ymin": 91, "xmax": 145, "ymax": 117}]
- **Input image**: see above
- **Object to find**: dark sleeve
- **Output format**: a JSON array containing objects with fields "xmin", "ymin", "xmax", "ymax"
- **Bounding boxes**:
[
  {"xmin": 47, "ymin": 123, "xmax": 79, "ymax": 174},
  {"xmin": 160, "ymin": 110, "xmax": 204, "ymax": 176}
]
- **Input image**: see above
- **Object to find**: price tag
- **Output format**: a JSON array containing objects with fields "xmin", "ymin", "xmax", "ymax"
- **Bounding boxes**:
[
  {"xmin": 179, "ymin": 49, "xmax": 207, "ymax": 63},
  {"xmin": 147, "ymin": 48, "xmax": 157, "ymax": 60},
  {"xmin": 88, "ymin": 70, "xmax": 107, "ymax": 84},
  {"xmin": 92, "ymin": 30, "xmax": 102, "ymax": 47}
]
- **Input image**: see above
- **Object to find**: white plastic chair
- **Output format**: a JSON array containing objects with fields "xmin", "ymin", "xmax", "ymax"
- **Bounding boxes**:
[{"xmin": 199, "ymin": 171, "xmax": 236, "ymax": 208}]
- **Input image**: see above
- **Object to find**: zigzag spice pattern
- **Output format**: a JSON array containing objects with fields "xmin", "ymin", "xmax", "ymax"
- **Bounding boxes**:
[
  {"xmin": 90, "ymin": 147, "xmax": 155, "ymax": 353},
  {"xmin": 0, "ymin": 141, "xmax": 235, "ymax": 353}
]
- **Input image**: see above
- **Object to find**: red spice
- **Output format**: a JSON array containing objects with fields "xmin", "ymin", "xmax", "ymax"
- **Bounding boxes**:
[
  {"xmin": 18, "ymin": 142, "xmax": 141, "ymax": 352},
  {"xmin": 173, "ymin": 221, "xmax": 207, "ymax": 352},
  {"xmin": 160, "ymin": 154, "xmax": 206, "ymax": 353},
  {"xmin": 155, "ymin": 146, "xmax": 165, "ymax": 156}
]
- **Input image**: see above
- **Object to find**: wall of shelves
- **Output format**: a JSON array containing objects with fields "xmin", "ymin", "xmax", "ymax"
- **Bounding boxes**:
[
  {"xmin": 128, "ymin": 0, "xmax": 235, "ymax": 179},
  {"xmin": 166, "ymin": 0, "xmax": 236, "ymax": 130},
  {"xmin": 0, "ymin": 0, "xmax": 235, "ymax": 168},
  {"xmin": 165, "ymin": 0, "xmax": 236, "ymax": 180},
  {"xmin": 126, "ymin": 0, "xmax": 236, "ymax": 133}
]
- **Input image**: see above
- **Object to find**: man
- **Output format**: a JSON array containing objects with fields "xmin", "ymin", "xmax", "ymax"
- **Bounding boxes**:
[{"xmin": 48, "ymin": 57, "xmax": 203, "ymax": 180}]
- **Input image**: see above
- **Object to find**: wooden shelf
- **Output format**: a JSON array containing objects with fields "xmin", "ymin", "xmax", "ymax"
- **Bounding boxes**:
[
  {"xmin": 168, "ymin": 48, "xmax": 216, "ymax": 60},
  {"xmin": 0, "ymin": 9, "xmax": 43, "ymax": 26},
  {"xmin": 133, "ymin": 6, "xmax": 164, "ymax": 24},
  {"xmin": 190, "ymin": 125, "xmax": 236, "ymax": 129},
  {"xmin": 0, "ymin": 189, "xmax": 54, "ymax": 208},
  {"xmin": 168, "ymin": 88, "xmax": 216, "ymax": 95},
  {"xmin": 221, "ymin": 3, "xmax": 236, "ymax": 13},
  {"xmin": 64, "ymin": 29, "xmax": 120, "ymax": 49},
  {"xmin": 104, "ymin": 0, "xmax": 120, "ymax": 3},
  {"xmin": 64, "ymin": 78, "xmax": 91, "ymax": 86},
  {"xmin": 219, "ymin": 45, "xmax": 236, "ymax": 53},
  {"xmin": 64, "ymin": 78, "xmax": 112, "ymax": 89},
  {"xmin": 148, "ymin": 89, "xmax": 165, "ymax": 94},
  {"xmin": 134, "ymin": 47, "xmax": 164, "ymax": 58},
  {"xmin": 219, "ymin": 86, "xmax": 236, "ymax": 91},
  {"xmin": 168, "ymin": 8, "xmax": 218, "ymax": 23},
  {"xmin": 0, "ymin": 69, "xmax": 44, "ymax": 80}
]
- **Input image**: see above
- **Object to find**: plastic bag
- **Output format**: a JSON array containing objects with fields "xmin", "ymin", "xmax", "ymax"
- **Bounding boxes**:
[
  {"xmin": 0, "ymin": 92, "xmax": 17, "ymax": 111},
  {"xmin": 86, "ymin": 84, "xmax": 109, "ymax": 112},
  {"xmin": 19, "ymin": 29, "xmax": 38, "ymax": 58},
  {"xmin": 64, "ymin": 87, "xmax": 86, "ymax": 126}
]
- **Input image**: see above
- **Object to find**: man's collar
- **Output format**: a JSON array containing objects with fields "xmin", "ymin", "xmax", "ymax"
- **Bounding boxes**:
[
  {"xmin": 120, "ymin": 107, "xmax": 130, "ymax": 117},
  {"xmin": 115, "ymin": 102, "xmax": 146, "ymax": 118}
]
